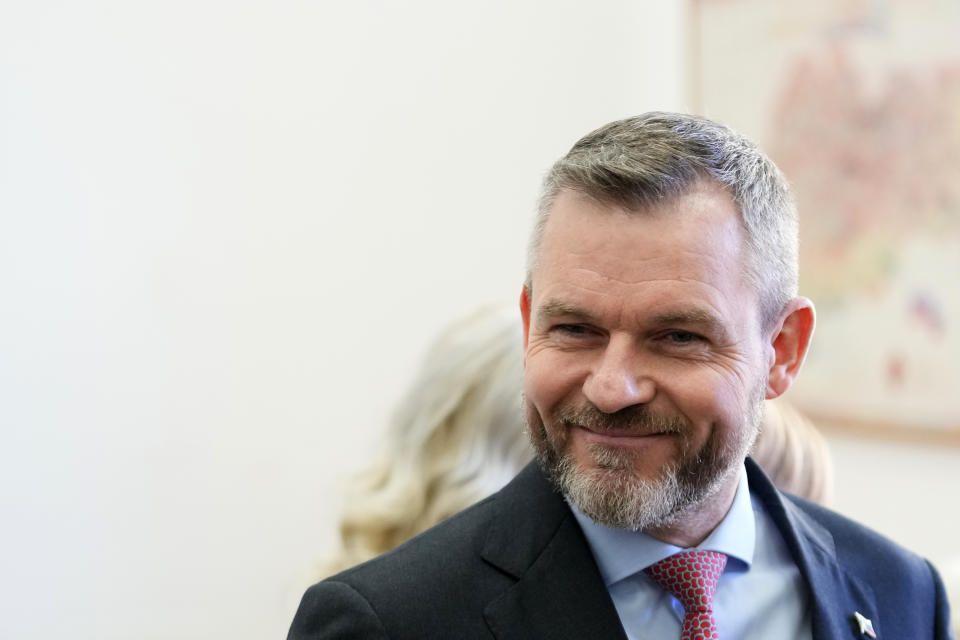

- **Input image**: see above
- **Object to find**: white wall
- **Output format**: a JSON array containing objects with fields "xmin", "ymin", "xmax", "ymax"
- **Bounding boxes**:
[{"xmin": 0, "ymin": 2, "xmax": 687, "ymax": 638}]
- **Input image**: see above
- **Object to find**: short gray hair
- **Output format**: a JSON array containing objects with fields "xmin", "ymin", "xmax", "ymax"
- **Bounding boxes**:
[{"xmin": 526, "ymin": 112, "xmax": 798, "ymax": 328}]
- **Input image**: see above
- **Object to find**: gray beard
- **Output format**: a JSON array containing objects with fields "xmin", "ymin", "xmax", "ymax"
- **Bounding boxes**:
[{"xmin": 527, "ymin": 394, "xmax": 763, "ymax": 531}]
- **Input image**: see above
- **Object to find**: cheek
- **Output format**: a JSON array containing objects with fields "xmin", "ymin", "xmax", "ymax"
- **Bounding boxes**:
[
  {"xmin": 665, "ymin": 368, "xmax": 753, "ymax": 427},
  {"xmin": 523, "ymin": 380, "xmax": 569, "ymax": 461},
  {"xmin": 523, "ymin": 351, "xmax": 580, "ymax": 409}
]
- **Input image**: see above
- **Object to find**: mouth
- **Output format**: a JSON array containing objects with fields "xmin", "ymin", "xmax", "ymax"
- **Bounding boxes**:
[{"xmin": 573, "ymin": 423, "xmax": 677, "ymax": 447}]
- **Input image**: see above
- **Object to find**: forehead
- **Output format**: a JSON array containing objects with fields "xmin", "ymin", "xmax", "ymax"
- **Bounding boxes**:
[{"xmin": 532, "ymin": 184, "xmax": 758, "ymax": 326}]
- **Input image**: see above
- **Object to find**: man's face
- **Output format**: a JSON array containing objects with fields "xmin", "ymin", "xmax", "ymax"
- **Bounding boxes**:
[{"xmin": 521, "ymin": 181, "xmax": 772, "ymax": 532}]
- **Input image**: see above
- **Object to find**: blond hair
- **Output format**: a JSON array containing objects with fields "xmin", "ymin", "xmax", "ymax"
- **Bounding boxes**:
[
  {"xmin": 323, "ymin": 306, "xmax": 531, "ymax": 575},
  {"xmin": 752, "ymin": 398, "xmax": 834, "ymax": 505}
]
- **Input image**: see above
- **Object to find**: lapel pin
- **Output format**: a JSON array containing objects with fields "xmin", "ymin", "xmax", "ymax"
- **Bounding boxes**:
[{"xmin": 853, "ymin": 611, "xmax": 876, "ymax": 638}]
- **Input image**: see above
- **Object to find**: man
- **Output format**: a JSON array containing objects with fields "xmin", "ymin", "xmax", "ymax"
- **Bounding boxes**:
[{"xmin": 288, "ymin": 113, "xmax": 954, "ymax": 639}]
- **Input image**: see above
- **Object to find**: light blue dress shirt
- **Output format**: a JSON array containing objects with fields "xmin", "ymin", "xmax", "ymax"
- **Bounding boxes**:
[{"xmin": 570, "ymin": 466, "xmax": 812, "ymax": 640}]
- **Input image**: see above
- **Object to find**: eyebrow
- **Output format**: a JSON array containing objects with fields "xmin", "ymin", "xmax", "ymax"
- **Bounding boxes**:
[
  {"xmin": 536, "ymin": 300, "xmax": 596, "ymax": 322},
  {"xmin": 650, "ymin": 309, "xmax": 731, "ymax": 341},
  {"xmin": 537, "ymin": 300, "xmax": 732, "ymax": 341}
]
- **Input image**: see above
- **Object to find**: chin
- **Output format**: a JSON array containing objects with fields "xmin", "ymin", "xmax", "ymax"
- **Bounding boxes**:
[{"xmin": 553, "ymin": 451, "xmax": 688, "ymax": 531}]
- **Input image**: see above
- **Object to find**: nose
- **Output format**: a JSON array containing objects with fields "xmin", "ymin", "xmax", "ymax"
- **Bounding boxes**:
[{"xmin": 582, "ymin": 337, "xmax": 655, "ymax": 414}]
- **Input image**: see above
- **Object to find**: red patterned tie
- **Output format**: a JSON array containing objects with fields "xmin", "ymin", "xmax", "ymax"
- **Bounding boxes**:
[{"xmin": 645, "ymin": 550, "xmax": 728, "ymax": 640}]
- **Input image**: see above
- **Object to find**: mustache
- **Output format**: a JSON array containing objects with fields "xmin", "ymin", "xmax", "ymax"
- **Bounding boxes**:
[{"xmin": 555, "ymin": 404, "xmax": 688, "ymax": 436}]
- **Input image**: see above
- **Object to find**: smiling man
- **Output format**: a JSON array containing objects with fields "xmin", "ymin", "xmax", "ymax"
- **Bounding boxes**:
[
  {"xmin": 289, "ymin": 113, "xmax": 954, "ymax": 640},
  {"xmin": 521, "ymin": 180, "xmax": 783, "ymax": 549}
]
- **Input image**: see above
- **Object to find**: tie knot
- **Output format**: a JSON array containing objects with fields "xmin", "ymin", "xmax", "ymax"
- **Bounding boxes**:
[{"xmin": 645, "ymin": 550, "xmax": 727, "ymax": 613}]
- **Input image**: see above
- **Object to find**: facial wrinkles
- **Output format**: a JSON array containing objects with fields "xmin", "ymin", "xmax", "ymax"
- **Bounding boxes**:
[
  {"xmin": 565, "ymin": 278, "xmax": 735, "ymax": 321},
  {"xmin": 553, "ymin": 232, "xmax": 754, "ymax": 329},
  {"xmin": 526, "ymin": 298, "xmax": 756, "ymax": 377},
  {"xmin": 560, "ymin": 256, "xmax": 732, "ymax": 291},
  {"xmin": 546, "ymin": 269, "xmax": 747, "ymax": 328}
]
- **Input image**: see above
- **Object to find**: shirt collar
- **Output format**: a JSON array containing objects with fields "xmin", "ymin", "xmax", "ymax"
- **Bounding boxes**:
[{"xmin": 570, "ymin": 465, "xmax": 756, "ymax": 587}]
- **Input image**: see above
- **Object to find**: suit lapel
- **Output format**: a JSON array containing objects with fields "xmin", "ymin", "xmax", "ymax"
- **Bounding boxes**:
[
  {"xmin": 481, "ymin": 460, "xmax": 884, "ymax": 639},
  {"xmin": 746, "ymin": 459, "xmax": 880, "ymax": 640},
  {"xmin": 480, "ymin": 463, "xmax": 627, "ymax": 640}
]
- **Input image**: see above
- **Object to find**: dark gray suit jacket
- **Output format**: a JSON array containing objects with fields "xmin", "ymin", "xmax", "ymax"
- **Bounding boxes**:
[{"xmin": 288, "ymin": 459, "xmax": 954, "ymax": 639}]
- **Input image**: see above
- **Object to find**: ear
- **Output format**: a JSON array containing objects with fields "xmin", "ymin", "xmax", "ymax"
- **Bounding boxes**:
[
  {"xmin": 520, "ymin": 286, "xmax": 532, "ymax": 352},
  {"xmin": 765, "ymin": 297, "xmax": 816, "ymax": 399}
]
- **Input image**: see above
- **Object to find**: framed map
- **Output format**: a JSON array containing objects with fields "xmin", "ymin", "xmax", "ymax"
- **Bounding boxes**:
[{"xmin": 691, "ymin": 0, "xmax": 960, "ymax": 439}]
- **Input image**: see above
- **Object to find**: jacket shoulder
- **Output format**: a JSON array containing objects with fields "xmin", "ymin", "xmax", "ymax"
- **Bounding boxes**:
[
  {"xmin": 290, "ymin": 463, "xmax": 565, "ymax": 639},
  {"xmin": 783, "ymin": 492, "xmax": 932, "ymax": 577},
  {"xmin": 747, "ymin": 459, "xmax": 953, "ymax": 638},
  {"xmin": 779, "ymin": 491, "xmax": 953, "ymax": 639}
]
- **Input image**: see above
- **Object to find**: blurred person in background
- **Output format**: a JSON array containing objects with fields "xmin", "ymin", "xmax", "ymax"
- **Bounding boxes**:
[
  {"xmin": 754, "ymin": 398, "xmax": 833, "ymax": 506},
  {"xmin": 322, "ymin": 305, "xmax": 530, "ymax": 576}
]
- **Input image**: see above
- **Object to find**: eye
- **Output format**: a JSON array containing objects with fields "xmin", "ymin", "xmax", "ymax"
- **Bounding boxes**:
[
  {"xmin": 662, "ymin": 330, "xmax": 704, "ymax": 345},
  {"xmin": 553, "ymin": 324, "xmax": 592, "ymax": 337}
]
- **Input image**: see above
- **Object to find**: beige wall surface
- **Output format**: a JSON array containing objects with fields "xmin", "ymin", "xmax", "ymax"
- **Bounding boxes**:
[{"xmin": 0, "ymin": 2, "xmax": 686, "ymax": 638}]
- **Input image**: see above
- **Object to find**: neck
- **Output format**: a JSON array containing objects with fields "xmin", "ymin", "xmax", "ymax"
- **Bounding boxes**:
[{"xmin": 644, "ymin": 468, "xmax": 741, "ymax": 548}]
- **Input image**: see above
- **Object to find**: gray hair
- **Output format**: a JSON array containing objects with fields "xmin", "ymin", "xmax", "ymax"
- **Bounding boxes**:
[{"xmin": 526, "ymin": 112, "xmax": 798, "ymax": 327}]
